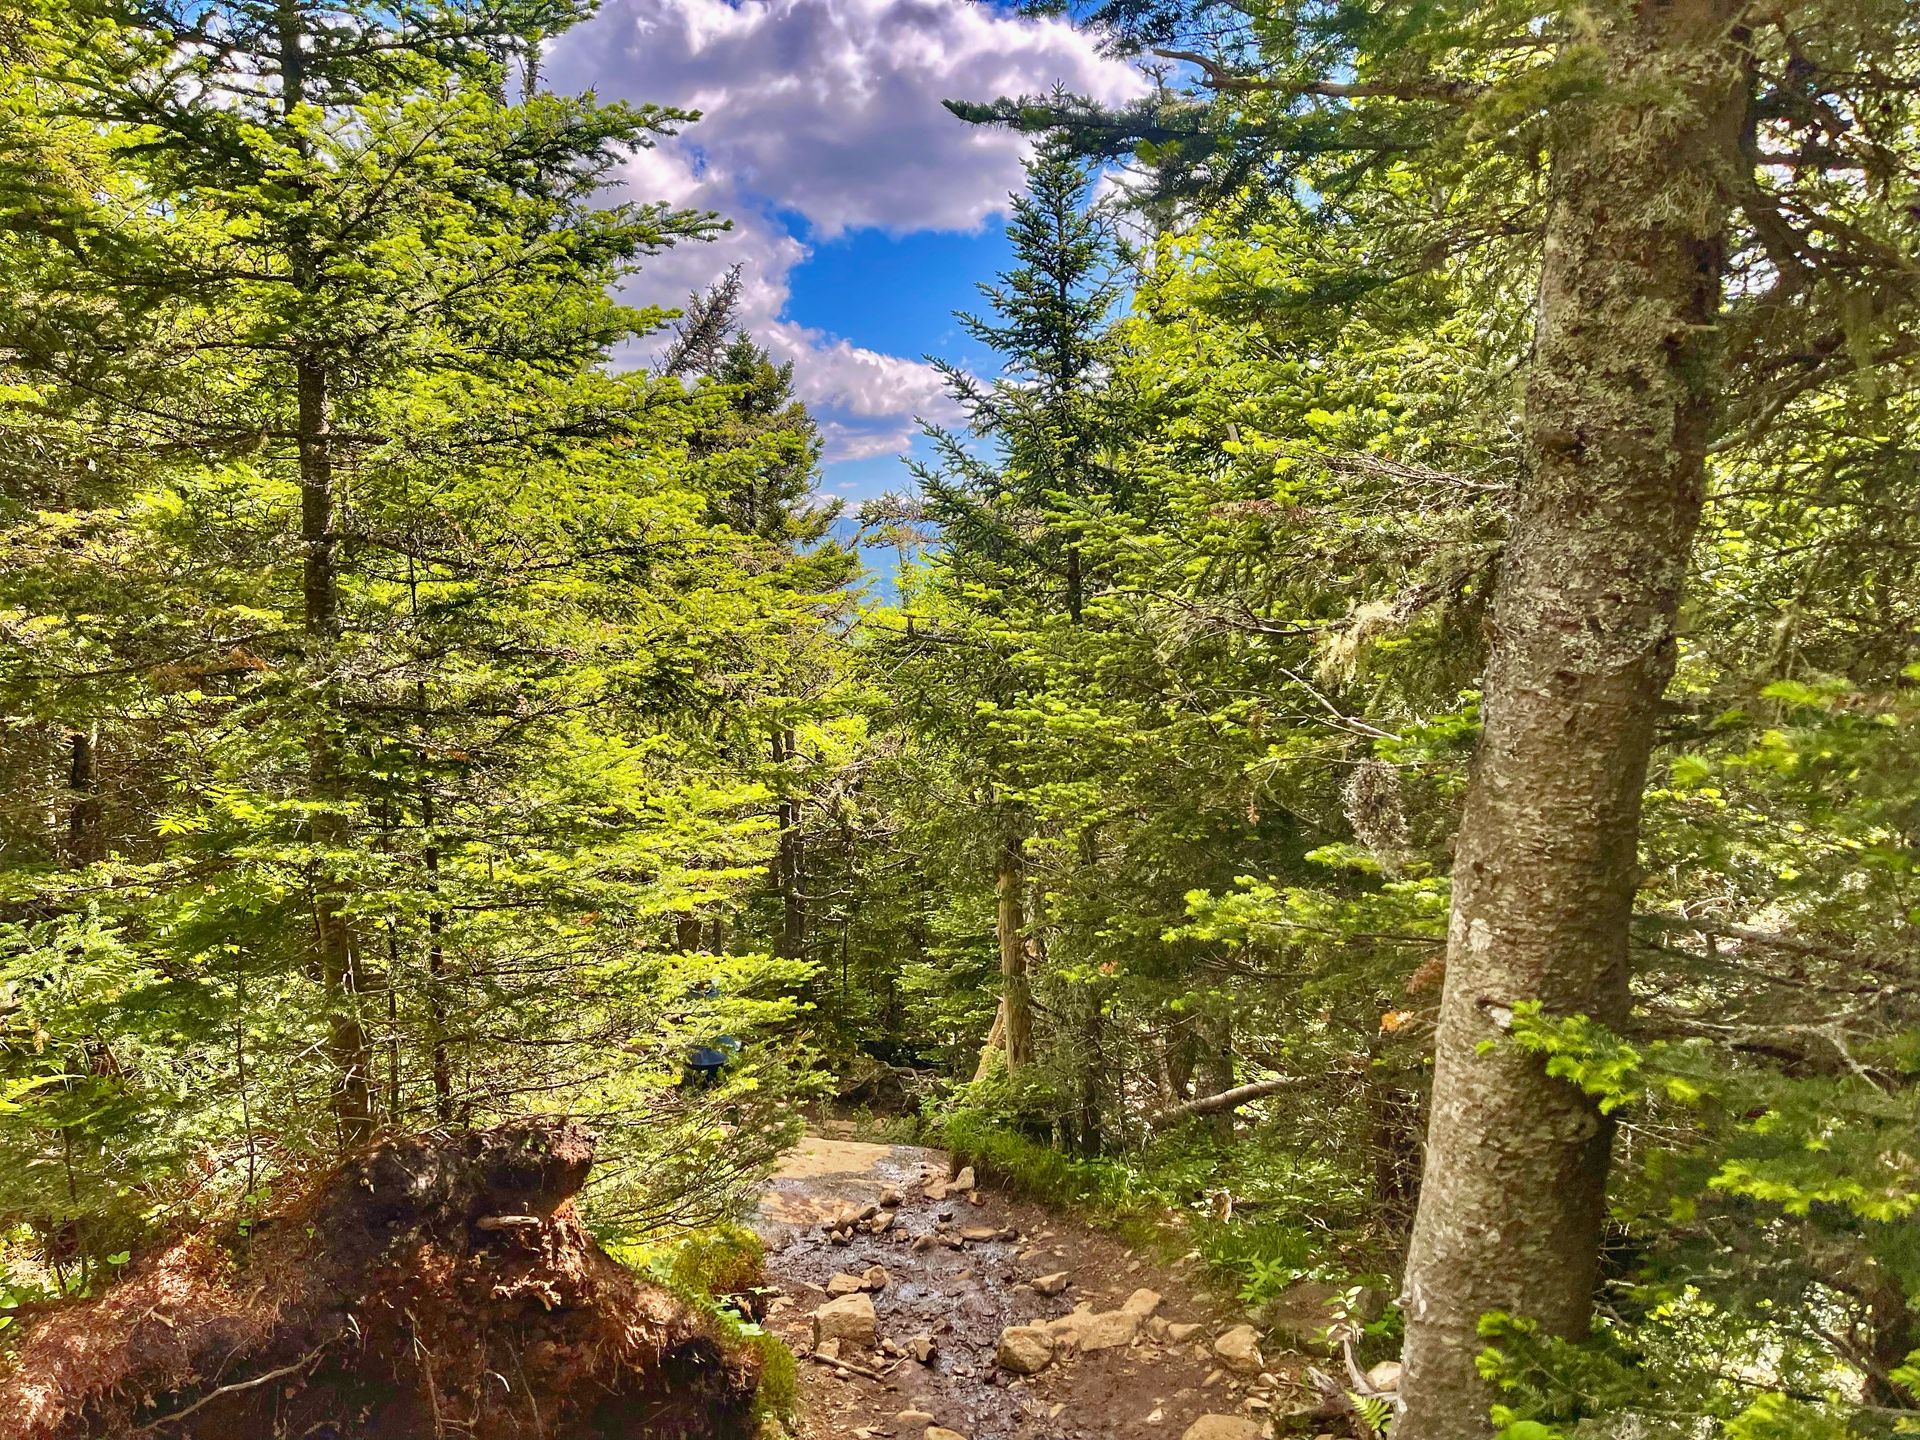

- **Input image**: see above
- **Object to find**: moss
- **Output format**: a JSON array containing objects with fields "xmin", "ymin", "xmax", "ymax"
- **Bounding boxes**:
[{"xmin": 610, "ymin": 1224, "xmax": 798, "ymax": 1426}]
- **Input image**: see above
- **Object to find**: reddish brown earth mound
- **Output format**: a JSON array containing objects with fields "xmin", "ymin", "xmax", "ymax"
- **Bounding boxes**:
[{"xmin": 0, "ymin": 1120, "xmax": 759, "ymax": 1440}]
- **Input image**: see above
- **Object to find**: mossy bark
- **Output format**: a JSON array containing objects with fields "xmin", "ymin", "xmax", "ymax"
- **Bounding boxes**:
[{"xmin": 1396, "ymin": 4, "xmax": 1749, "ymax": 1435}]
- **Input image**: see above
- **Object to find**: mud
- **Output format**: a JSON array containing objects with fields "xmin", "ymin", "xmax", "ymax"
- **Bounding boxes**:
[{"xmin": 755, "ymin": 1137, "xmax": 1303, "ymax": 1439}]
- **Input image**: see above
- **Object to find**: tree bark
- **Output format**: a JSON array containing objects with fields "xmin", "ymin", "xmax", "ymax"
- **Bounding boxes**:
[
  {"xmin": 1146, "ymin": 1075, "xmax": 1305, "ymax": 1131},
  {"xmin": 299, "ymin": 350, "xmax": 374, "ymax": 1151},
  {"xmin": 281, "ymin": 0, "xmax": 373, "ymax": 1149},
  {"xmin": 1199, "ymin": 1010, "xmax": 1235, "ymax": 1141},
  {"xmin": 65, "ymin": 726, "xmax": 99, "ymax": 864},
  {"xmin": 772, "ymin": 726, "xmax": 806, "ymax": 961},
  {"xmin": 1395, "ymin": 6, "xmax": 1749, "ymax": 1437},
  {"xmin": 995, "ymin": 823, "xmax": 1033, "ymax": 1076}
]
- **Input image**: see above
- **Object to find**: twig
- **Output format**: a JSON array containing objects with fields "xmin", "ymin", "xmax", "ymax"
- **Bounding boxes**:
[
  {"xmin": 132, "ymin": 1344, "xmax": 331, "ymax": 1434},
  {"xmin": 806, "ymin": 1350, "xmax": 898, "ymax": 1383}
]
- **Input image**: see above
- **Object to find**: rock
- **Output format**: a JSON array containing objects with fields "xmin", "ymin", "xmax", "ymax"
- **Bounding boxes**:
[
  {"xmin": 906, "ymin": 1333, "xmax": 936, "ymax": 1364},
  {"xmin": 863, "ymin": 1264, "xmax": 892, "ymax": 1291},
  {"xmin": 869, "ymin": 1211, "xmax": 895, "ymax": 1233},
  {"xmin": 815, "ymin": 1338, "xmax": 842, "ymax": 1362},
  {"xmin": 910, "ymin": 1233, "xmax": 937, "ymax": 1253},
  {"xmin": 879, "ymin": 1186, "xmax": 903, "ymax": 1207},
  {"xmin": 1262, "ymin": 1279, "xmax": 1340, "ymax": 1353},
  {"xmin": 1165, "ymin": 1321, "xmax": 1202, "ymax": 1343},
  {"xmin": 927, "ymin": 1429, "xmax": 969, "ymax": 1440},
  {"xmin": 1030, "ymin": 1271, "xmax": 1071, "ymax": 1297},
  {"xmin": 1213, "ymin": 1324, "xmax": 1264, "ymax": 1375},
  {"xmin": 959, "ymin": 1226, "xmax": 999, "ymax": 1243},
  {"xmin": 1123, "ymin": 1287, "xmax": 1164, "ymax": 1319},
  {"xmin": 1182, "ymin": 1418, "xmax": 1266, "ymax": 1440},
  {"xmin": 812, "ymin": 1293, "xmax": 877, "ymax": 1348},
  {"xmin": 1366, "ymin": 1360, "xmax": 1403, "ymax": 1393},
  {"xmin": 896, "ymin": 1410, "xmax": 935, "ymax": 1428},
  {"xmin": 826, "ymin": 1272, "xmax": 867, "ymax": 1297},
  {"xmin": 995, "ymin": 1324, "xmax": 1056, "ymax": 1375},
  {"xmin": 1048, "ymin": 1308, "xmax": 1139, "ymax": 1352},
  {"xmin": 952, "ymin": 1165, "xmax": 976, "ymax": 1192}
]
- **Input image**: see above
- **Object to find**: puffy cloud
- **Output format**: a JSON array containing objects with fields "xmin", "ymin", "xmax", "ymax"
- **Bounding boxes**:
[{"xmin": 549, "ymin": 0, "xmax": 1144, "ymax": 467}]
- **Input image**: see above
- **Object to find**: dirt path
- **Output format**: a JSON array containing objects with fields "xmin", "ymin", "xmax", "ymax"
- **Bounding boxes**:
[{"xmin": 753, "ymin": 1136, "xmax": 1290, "ymax": 1440}]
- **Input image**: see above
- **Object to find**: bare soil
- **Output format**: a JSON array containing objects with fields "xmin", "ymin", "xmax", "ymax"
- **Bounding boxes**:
[
  {"xmin": 755, "ymin": 1137, "xmax": 1307, "ymax": 1440},
  {"xmin": 0, "ymin": 1121, "xmax": 758, "ymax": 1440}
]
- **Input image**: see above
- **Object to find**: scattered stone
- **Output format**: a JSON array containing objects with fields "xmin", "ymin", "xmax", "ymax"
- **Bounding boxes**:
[
  {"xmin": 826, "ymin": 1272, "xmax": 866, "ymax": 1298},
  {"xmin": 828, "ymin": 1229, "xmax": 851, "ymax": 1246},
  {"xmin": 1367, "ymin": 1359, "xmax": 1403, "ymax": 1393},
  {"xmin": 910, "ymin": 1233, "xmax": 937, "ymax": 1253},
  {"xmin": 879, "ymin": 1186, "xmax": 903, "ymax": 1208},
  {"xmin": 815, "ymin": 1338, "xmax": 842, "ymax": 1362},
  {"xmin": 812, "ymin": 1292, "xmax": 878, "ymax": 1348},
  {"xmin": 1182, "ymin": 1417, "xmax": 1266, "ymax": 1440},
  {"xmin": 1203, "ymin": 1369, "xmax": 1225, "ymax": 1388},
  {"xmin": 896, "ymin": 1410, "xmax": 935, "ymax": 1428},
  {"xmin": 869, "ymin": 1212, "xmax": 895, "ymax": 1234},
  {"xmin": 1213, "ymin": 1324, "xmax": 1264, "ymax": 1375},
  {"xmin": 1048, "ymin": 1307, "xmax": 1140, "ymax": 1352},
  {"xmin": 906, "ymin": 1333, "xmax": 936, "ymax": 1364},
  {"xmin": 863, "ymin": 1264, "xmax": 891, "ymax": 1291},
  {"xmin": 995, "ymin": 1324, "xmax": 1056, "ymax": 1376},
  {"xmin": 966, "ymin": 1191, "xmax": 985, "ymax": 1207},
  {"xmin": 952, "ymin": 1165, "xmax": 976, "ymax": 1192},
  {"xmin": 1123, "ymin": 1287, "xmax": 1164, "ymax": 1319},
  {"xmin": 1030, "ymin": 1271, "xmax": 1071, "ymax": 1297},
  {"xmin": 927, "ymin": 1429, "xmax": 969, "ymax": 1440},
  {"xmin": 1166, "ymin": 1321, "xmax": 1202, "ymax": 1343},
  {"xmin": 959, "ymin": 1226, "xmax": 999, "ymax": 1243}
]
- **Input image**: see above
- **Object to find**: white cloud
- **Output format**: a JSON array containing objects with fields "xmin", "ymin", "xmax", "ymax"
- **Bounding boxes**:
[{"xmin": 549, "ymin": 0, "xmax": 1145, "ymax": 468}]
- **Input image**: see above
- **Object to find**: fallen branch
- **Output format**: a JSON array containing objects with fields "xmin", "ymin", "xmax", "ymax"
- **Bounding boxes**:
[
  {"xmin": 806, "ymin": 1350, "xmax": 897, "ymax": 1384},
  {"xmin": 1146, "ymin": 1076, "xmax": 1307, "ymax": 1131}
]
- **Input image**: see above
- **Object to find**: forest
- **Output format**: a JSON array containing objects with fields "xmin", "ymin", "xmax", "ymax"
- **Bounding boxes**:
[{"xmin": 0, "ymin": 0, "xmax": 1916, "ymax": 1437}]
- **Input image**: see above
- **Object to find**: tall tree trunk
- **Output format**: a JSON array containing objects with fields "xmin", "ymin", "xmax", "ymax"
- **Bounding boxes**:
[
  {"xmin": 65, "ymin": 725, "xmax": 99, "ymax": 864},
  {"xmin": 1076, "ymin": 987, "xmax": 1103, "ymax": 1153},
  {"xmin": 281, "ymin": 1, "xmax": 374, "ymax": 1150},
  {"xmin": 1199, "ymin": 1011, "xmax": 1234, "ymax": 1142},
  {"xmin": 299, "ymin": 351, "xmax": 375, "ymax": 1151},
  {"xmin": 1396, "ymin": 7, "xmax": 1748, "ymax": 1436},
  {"xmin": 996, "ymin": 822, "xmax": 1033, "ymax": 1076},
  {"xmin": 772, "ymin": 726, "xmax": 806, "ymax": 961}
]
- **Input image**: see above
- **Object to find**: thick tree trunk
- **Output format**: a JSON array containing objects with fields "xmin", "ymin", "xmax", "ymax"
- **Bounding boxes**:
[
  {"xmin": 1395, "ymin": 7, "xmax": 1748, "ymax": 1437},
  {"xmin": 996, "ymin": 823, "xmax": 1033, "ymax": 1076}
]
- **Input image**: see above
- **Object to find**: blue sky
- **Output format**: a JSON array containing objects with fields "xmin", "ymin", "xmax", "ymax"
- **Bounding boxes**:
[{"xmin": 545, "ymin": 0, "xmax": 1145, "ymax": 504}]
